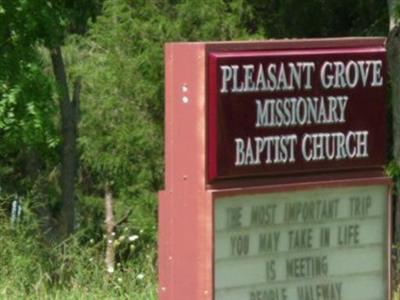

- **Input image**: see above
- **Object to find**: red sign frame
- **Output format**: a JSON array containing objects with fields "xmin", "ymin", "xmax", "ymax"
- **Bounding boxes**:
[{"xmin": 208, "ymin": 46, "xmax": 387, "ymax": 182}]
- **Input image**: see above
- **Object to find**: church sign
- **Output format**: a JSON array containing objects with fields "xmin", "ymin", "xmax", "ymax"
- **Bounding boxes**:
[{"xmin": 158, "ymin": 38, "xmax": 391, "ymax": 300}]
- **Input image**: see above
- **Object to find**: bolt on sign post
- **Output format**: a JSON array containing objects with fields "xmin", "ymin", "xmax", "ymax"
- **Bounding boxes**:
[{"xmin": 158, "ymin": 38, "xmax": 391, "ymax": 300}]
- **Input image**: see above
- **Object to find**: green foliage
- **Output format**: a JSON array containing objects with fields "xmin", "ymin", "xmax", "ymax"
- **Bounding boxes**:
[
  {"xmin": 174, "ymin": 0, "xmax": 262, "ymax": 40},
  {"xmin": 0, "ymin": 0, "xmax": 103, "ymax": 161},
  {"xmin": 0, "ymin": 208, "xmax": 157, "ymax": 299},
  {"xmin": 0, "ymin": 0, "xmax": 103, "ymax": 218},
  {"xmin": 74, "ymin": 0, "xmax": 262, "ymax": 247},
  {"xmin": 0, "ymin": 63, "xmax": 57, "ymax": 152},
  {"xmin": 248, "ymin": 0, "xmax": 388, "ymax": 38},
  {"xmin": 0, "ymin": 1, "xmax": 59, "ymax": 194},
  {"xmin": 387, "ymin": 160, "xmax": 400, "ymax": 178},
  {"xmin": 0, "ymin": 0, "xmax": 61, "ymax": 48},
  {"xmin": 78, "ymin": 0, "xmax": 262, "ymax": 182}
]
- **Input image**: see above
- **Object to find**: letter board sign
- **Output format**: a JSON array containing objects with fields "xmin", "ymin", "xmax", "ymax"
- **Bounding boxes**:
[{"xmin": 214, "ymin": 184, "xmax": 389, "ymax": 300}]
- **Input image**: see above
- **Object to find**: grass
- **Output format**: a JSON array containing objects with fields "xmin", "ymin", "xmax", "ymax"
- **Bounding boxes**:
[
  {"xmin": 2, "ymin": 205, "xmax": 400, "ymax": 300},
  {"xmin": 0, "ymin": 215, "xmax": 157, "ymax": 300}
]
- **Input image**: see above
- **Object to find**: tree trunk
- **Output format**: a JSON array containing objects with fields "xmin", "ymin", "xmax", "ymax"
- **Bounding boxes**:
[
  {"xmin": 104, "ymin": 183, "xmax": 116, "ymax": 274},
  {"xmin": 50, "ymin": 46, "xmax": 80, "ymax": 238},
  {"xmin": 388, "ymin": 3, "xmax": 400, "ymax": 293},
  {"xmin": 389, "ymin": 0, "xmax": 399, "ymax": 31},
  {"xmin": 388, "ymin": 2, "xmax": 400, "ymax": 266}
]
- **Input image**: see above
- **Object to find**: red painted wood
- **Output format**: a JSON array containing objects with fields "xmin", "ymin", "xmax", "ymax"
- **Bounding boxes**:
[
  {"xmin": 210, "ymin": 176, "xmax": 392, "ymax": 198},
  {"xmin": 159, "ymin": 42, "xmax": 213, "ymax": 300}
]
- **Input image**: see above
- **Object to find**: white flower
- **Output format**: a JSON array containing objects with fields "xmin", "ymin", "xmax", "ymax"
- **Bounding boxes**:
[
  {"xmin": 136, "ymin": 273, "xmax": 145, "ymax": 280},
  {"xmin": 128, "ymin": 235, "xmax": 139, "ymax": 242},
  {"xmin": 117, "ymin": 277, "xmax": 122, "ymax": 283},
  {"xmin": 107, "ymin": 266, "xmax": 114, "ymax": 274}
]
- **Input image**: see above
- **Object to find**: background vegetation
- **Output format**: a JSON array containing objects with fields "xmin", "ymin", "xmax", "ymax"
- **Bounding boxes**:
[{"xmin": 0, "ymin": 0, "xmax": 396, "ymax": 299}]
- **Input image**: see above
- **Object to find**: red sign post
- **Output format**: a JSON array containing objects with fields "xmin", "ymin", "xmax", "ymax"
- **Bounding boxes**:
[{"xmin": 159, "ymin": 39, "xmax": 391, "ymax": 300}]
